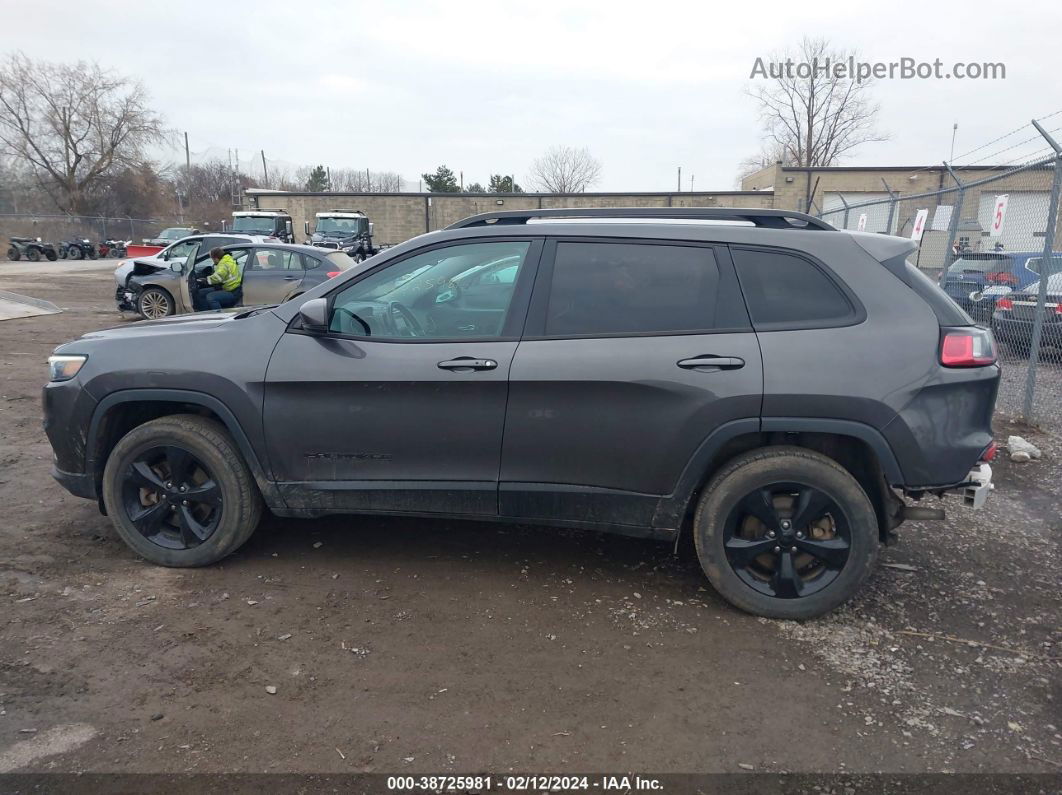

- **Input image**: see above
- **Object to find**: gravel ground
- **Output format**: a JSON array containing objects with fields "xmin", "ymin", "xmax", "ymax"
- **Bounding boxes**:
[{"xmin": 0, "ymin": 263, "xmax": 1059, "ymax": 776}]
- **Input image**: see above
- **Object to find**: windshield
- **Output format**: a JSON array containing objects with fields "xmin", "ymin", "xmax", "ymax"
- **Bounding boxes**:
[
  {"xmin": 159, "ymin": 228, "xmax": 189, "ymax": 240},
  {"xmin": 316, "ymin": 217, "xmax": 364, "ymax": 235},
  {"xmin": 947, "ymin": 254, "xmax": 1008, "ymax": 274},
  {"xmin": 233, "ymin": 216, "xmax": 278, "ymax": 234}
]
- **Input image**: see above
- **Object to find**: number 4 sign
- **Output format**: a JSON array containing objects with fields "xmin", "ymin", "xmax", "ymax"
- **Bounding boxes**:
[
  {"xmin": 990, "ymin": 194, "xmax": 1009, "ymax": 238},
  {"xmin": 910, "ymin": 208, "xmax": 929, "ymax": 241}
]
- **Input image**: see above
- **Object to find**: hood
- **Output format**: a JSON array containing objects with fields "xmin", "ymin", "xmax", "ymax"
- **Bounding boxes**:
[{"xmin": 68, "ymin": 311, "xmax": 240, "ymax": 346}]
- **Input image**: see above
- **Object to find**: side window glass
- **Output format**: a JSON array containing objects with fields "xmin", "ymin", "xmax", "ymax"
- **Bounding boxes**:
[
  {"xmin": 732, "ymin": 248, "xmax": 855, "ymax": 328},
  {"xmin": 329, "ymin": 242, "xmax": 531, "ymax": 339},
  {"xmin": 301, "ymin": 254, "xmax": 319, "ymax": 270},
  {"xmin": 250, "ymin": 249, "xmax": 299, "ymax": 271},
  {"xmin": 544, "ymin": 242, "xmax": 720, "ymax": 336}
]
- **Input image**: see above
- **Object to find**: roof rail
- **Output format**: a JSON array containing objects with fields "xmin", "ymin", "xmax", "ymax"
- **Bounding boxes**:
[{"xmin": 445, "ymin": 207, "xmax": 835, "ymax": 231}]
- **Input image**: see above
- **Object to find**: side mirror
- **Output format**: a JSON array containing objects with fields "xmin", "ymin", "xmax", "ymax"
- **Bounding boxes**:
[
  {"xmin": 303, "ymin": 221, "xmax": 311, "ymax": 236},
  {"xmin": 298, "ymin": 297, "xmax": 329, "ymax": 333},
  {"xmin": 285, "ymin": 220, "xmax": 293, "ymax": 236},
  {"xmin": 170, "ymin": 262, "xmax": 182, "ymax": 273},
  {"xmin": 368, "ymin": 222, "xmax": 374, "ymax": 237}
]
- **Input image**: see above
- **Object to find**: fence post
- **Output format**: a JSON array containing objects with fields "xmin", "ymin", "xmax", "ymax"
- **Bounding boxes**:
[
  {"xmin": 1022, "ymin": 120, "xmax": 1062, "ymax": 423},
  {"xmin": 881, "ymin": 179, "xmax": 897, "ymax": 235},
  {"xmin": 942, "ymin": 162, "xmax": 965, "ymax": 269},
  {"xmin": 838, "ymin": 195, "xmax": 850, "ymax": 230}
]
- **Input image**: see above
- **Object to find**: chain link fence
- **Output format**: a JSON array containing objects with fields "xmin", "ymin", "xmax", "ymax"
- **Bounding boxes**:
[
  {"xmin": 813, "ymin": 121, "xmax": 1062, "ymax": 429},
  {"xmin": 1, "ymin": 213, "xmax": 184, "ymax": 252}
]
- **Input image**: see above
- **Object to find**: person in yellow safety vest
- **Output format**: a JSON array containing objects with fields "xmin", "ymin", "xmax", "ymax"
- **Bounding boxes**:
[{"xmin": 203, "ymin": 247, "xmax": 243, "ymax": 310}]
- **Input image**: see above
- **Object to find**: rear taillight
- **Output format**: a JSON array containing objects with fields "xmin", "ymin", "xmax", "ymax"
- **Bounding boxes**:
[
  {"xmin": 1056, "ymin": 304, "xmax": 1062, "ymax": 317},
  {"xmin": 327, "ymin": 271, "xmax": 342, "ymax": 278},
  {"xmin": 940, "ymin": 328, "xmax": 997, "ymax": 367},
  {"xmin": 979, "ymin": 441, "xmax": 998, "ymax": 462},
  {"xmin": 986, "ymin": 271, "xmax": 1018, "ymax": 285},
  {"xmin": 996, "ymin": 298, "xmax": 1013, "ymax": 311}
]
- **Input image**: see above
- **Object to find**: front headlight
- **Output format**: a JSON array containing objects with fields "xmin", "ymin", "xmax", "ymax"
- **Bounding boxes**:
[{"xmin": 48, "ymin": 355, "xmax": 87, "ymax": 382}]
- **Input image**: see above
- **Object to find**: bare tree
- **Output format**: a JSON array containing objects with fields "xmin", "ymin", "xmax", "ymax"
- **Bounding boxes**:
[
  {"xmin": 0, "ymin": 52, "xmax": 167, "ymax": 213},
  {"xmin": 746, "ymin": 37, "xmax": 886, "ymax": 170},
  {"xmin": 527, "ymin": 146, "xmax": 602, "ymax": 193},
  {"xmin": 330, "ymin": 168, "xmax": 403, "ymax": 192}
]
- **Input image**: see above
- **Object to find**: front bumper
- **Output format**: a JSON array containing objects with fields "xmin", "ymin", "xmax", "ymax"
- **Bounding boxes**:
[
  {"xmin": 962, "ymin": 462, "xmax": 993, "ymax": 509},
  {"xmin": 115, "ymin": 285, "xmax": 137, "ymax": 312}
]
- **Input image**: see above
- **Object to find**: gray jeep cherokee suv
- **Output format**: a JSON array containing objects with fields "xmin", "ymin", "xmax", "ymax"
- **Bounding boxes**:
[{"xmin": 43, "ymin": 208, "xmax": 999, "ymax": 619}]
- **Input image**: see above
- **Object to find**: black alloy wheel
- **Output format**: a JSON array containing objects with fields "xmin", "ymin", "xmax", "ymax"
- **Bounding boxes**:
[
  {"xmin": 722, "ymin": 482, "xmax": 851, "ymax": 599},
  {"xmin": 120, "ymin": 445, "xmax": 222, "ymax": 550}
]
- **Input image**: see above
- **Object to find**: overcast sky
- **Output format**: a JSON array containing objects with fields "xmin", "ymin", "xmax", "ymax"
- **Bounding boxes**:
[{"xmin": 2, "ymin": 0, "xmax": 1059, "ymax": 191}]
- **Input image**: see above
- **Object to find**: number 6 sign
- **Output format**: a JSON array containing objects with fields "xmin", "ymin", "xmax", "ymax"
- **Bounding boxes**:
[{"xmin": 990, "ymin": 194, "xmax": 1009, "ymax": 238}]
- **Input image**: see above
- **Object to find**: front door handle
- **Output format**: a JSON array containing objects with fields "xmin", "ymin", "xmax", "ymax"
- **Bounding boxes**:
[
  {"xmin": 283, "ymin": 275, "xmax": 300, "ymax": 281},
  {"xmin": 677, "ymin": 355, "xmax": 745, "ymax": 371},
  {"xmin": 438, "ymin": 357, "xmax": 498, "ymax": 372}
]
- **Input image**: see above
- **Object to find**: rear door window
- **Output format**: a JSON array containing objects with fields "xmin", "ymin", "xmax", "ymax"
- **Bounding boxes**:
[
  {"xmin": 732, "ymin": 247, "xmax": 858, "ymax": 329},
  {"xmin": 542, "ymin": 242, "xmax": 743, "ymax": 336}
]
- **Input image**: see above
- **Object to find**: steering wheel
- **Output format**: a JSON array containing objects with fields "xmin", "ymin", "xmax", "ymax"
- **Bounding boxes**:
[
  {"xmin": 388, "ymin": 301, "xmax": 423, "ymax": 337},
  {"xmin": 333, "ymin": 307, "xmax": 371, "ymax": 336}
]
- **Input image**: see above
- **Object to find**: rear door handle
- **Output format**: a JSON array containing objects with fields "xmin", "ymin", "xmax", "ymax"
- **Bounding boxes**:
[
  {"xmin": 677, "ymin": 356, "xmax": 745, "ymax": 371},
  {"xmin": 438, "ymin": 357, "xmax": 498, "ymax": 372}
]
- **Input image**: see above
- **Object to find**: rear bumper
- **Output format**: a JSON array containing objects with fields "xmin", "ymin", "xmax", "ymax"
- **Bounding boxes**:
[
  {"xmin": 993, "ymin": 315, "xmax": 1062, "ymax": 346},
  {"xmin": 52, "ymin": 465, "xmax": 96, "ymax": 500}
]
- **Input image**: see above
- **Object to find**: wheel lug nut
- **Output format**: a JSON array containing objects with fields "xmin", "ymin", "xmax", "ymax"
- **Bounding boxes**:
[
  {"xmin": 791, "ymin": 546, "xmax": 798, "ymax": 553},
  {"xmin": 182, "ymin": 500, "xmax": 189, "ymax": 506},
  {"xmin": 767, "ymin": 531, "xmax": 776, "ymax": 538},
  {"xmin": 773, "ymin": 546, "xmax": 781, "ymax": 553},
  {"xmin": 796, "ymin": 532, "xmax": 804, "ymax": 539}
]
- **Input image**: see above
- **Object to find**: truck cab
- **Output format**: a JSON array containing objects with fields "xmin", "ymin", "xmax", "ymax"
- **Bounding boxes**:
[
  {"xmin": 305, "ymin": 209, "xmax": 376, "ymax": 262},
  {"xmin": 231, "ymin": 210, "xmax": 294, "ymax": 243}
]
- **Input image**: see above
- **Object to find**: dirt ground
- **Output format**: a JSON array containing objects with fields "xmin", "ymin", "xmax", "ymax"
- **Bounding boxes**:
[{"xmin": 0, "ymin": 262, "xmax": 1059, "ymax": 777}]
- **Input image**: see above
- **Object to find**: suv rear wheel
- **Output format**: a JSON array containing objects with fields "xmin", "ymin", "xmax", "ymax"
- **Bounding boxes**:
[
  {"xmin": 694, "ymin": 446, "xmax": 879, "ymax": 619},
  {"xmin": 101, "ymin": 415, "xmax": 263, "ymax": 567}
]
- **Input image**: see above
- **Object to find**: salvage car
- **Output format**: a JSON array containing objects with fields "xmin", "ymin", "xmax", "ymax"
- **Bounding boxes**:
[
  {"xmin": 119, "ymin": 242, "xmax": 356, "ymax": 319},
  {"xmin": 991, "ymin": 272, "xmax": 1062, "ymax": 358},
  {"xmin": 114, "ymin": 234, "xmax": 268, "ymax": 309},
  {"xmin": 45, "ymin": 208, "xmax": 999, "ymax": 619}
]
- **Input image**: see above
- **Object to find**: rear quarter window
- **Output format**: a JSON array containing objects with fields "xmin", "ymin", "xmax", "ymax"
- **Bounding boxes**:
[{"xmin": 732, "ymin": 247, "xmax": 860, "ymax": 329}]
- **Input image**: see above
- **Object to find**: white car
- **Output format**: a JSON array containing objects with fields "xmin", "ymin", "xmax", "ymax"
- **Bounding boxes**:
[{"xmin": 113, "ymin": 234, "xmax": 268, "ymax": 307}]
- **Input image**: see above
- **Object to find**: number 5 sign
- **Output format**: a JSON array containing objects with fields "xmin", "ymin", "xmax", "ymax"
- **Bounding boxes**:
[
  {"xmin": 910, "ymin": 208, "xmax": 929, "ymax": 241},
  {"xmin": 990, "ymin": 194, "xmax": 1009, "ymax": 238}
]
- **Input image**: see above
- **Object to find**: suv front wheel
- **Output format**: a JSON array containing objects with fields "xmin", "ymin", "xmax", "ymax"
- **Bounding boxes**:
[
  {"xmin": 694, "ymin": 447, "xmax": 879, "ymax": 619},
  {"xmin": 101, "ymin": 415, "xmax": 263, "ymax": 567}
]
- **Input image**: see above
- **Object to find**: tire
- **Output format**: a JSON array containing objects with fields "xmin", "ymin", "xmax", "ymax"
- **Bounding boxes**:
[
  {"xmin": 6, "ymin": 247, "xmax": 18, "ymax": 261},
  {"xmin": 27, "ymin": 247, "xmax": 40, "ymax": 262},
  {"xmin": 693, "ymin": 446, "xmax": 879, "ymax": 620},
  {"xmin": 101, "ymin": 415, "xmax": 263, "ymax": 567},
  {"xmin": 68, "ymin": 245, "xmax": 82, "ymax": 260},
  {"xmin": 137, "ymin": 287, "xmax": 175, "ymax": 319},
  {"xmin": 58, "ymin": 246, "xmax": 67, "ymax": 259},
  {"xmin": 88, "ymin": 247, "xmax": 98, "ymax": 260},
  {"xmin": 45, "ymin": 249, "xmax": 57, "ymax": 261}
]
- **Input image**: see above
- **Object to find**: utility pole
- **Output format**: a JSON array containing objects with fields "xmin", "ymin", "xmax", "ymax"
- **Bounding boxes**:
[
  {"xmin": 690, "ymin": 174, "xmax": 695, "ymax": 192},
  {"xmin": 677, "ymin": 166, "xmax": 682, "ymax": 191},
  {"xmin": 950, "ymin": 122, "xmax": 958, "ymax": 162},
  {"xmin": 326, "ymin": 166, "xmax": 333, "ymax": 192},
  {"xmin": 184, "ymin": 132, "xmax": 190, "ymax": 171},
  {"xmin": 261, "ymin": 150, "xmax": 269, "ymax": 187},
  {"xmin": 460, "ymin": 171, "xmax": 464, "ymax": 191},
  {"xmin": 366, "ymin": 168, "xmax": 371, "ymax": 192}
]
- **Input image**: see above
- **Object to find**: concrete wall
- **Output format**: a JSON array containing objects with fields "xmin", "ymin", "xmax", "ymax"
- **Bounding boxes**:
[{"xmin": 246, "ymin": 190, "xmax": 774, "ymax": 246}]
